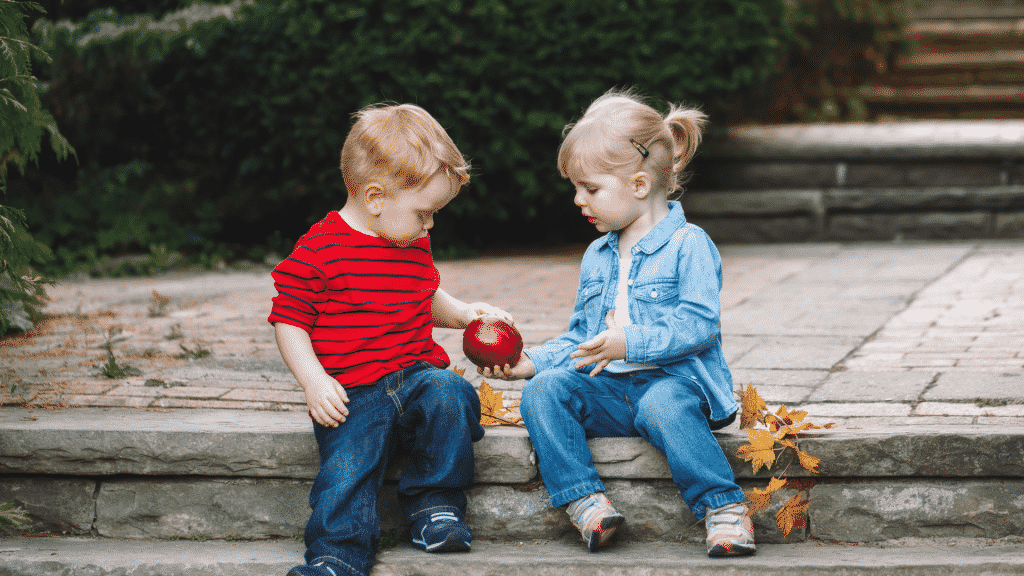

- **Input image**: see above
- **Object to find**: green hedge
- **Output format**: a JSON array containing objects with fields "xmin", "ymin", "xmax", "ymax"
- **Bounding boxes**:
[{"xmin": 12, "ymin": 0, "xmax": 788, "ymax": 270}]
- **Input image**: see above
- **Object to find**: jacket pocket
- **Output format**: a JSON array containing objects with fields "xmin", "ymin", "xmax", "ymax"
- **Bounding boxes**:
[{"xmin": 632, "ymin": 281, "xmax": 678, "ymax": 324}]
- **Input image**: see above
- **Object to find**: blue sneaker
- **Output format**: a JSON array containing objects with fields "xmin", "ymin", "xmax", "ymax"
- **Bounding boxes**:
[
  {"xmin": 410, "ymin": 511, "xmax": 472, "ymax": 553},
  {"xmin": 286, "ymin": 557, "xmax": 350, "ymax": 576}
]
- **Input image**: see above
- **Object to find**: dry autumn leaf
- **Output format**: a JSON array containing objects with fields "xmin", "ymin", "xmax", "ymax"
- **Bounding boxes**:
[
  {"xmin": 736, "ymin": 382, "xmax": 766, "ymax": 430},
  {"xmin": 776, "ymin": 493, "xmax": 811, "ymax": 537},
  {"xmin": 478, "ymin": 380, "xmax": 523, "ymax": 426},
  {"xmin": 796, "ymin": 449, "xmax": 821, "ymax": 473},
  {"xmin": 744, "ymin": 476, "xmax": 787, "ymax": 514},
  {"xmin": 735, "ymin": 428, "xmax": 776, "ymax": 474}
]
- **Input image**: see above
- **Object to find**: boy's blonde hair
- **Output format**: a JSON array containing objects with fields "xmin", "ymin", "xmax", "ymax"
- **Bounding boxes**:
[
  {"xmin": 340, "ymin": 103, "xmax": 470, "ymax": 194},
  {"xmin": 558, "ymin": 88, "xmax": 707, "ymax": 197}
]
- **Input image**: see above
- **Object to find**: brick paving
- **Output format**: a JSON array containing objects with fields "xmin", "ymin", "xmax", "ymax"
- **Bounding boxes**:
[{"xmin": 1, "ymin": 241, "xmax": 1022, "ymax": 428}]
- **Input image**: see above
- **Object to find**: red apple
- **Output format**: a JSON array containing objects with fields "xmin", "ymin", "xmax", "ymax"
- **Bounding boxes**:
[{"xmin": 463, "ymin": 317, "xmax": 523, "ymax": 369}]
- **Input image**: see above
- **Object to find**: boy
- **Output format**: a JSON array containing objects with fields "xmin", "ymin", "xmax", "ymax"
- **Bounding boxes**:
[{"xmin": 269, "ymin": 104, "xmax": 509, "ymax": 576}]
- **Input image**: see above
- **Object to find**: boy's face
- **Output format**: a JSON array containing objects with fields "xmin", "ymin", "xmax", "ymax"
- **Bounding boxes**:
[{"xmin": 372, "ymin": 171, "xmax": 459, "ymax": 247}]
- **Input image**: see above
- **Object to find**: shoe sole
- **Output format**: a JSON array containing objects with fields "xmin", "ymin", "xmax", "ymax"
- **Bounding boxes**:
[
  {"xmin": 586, "ymin": 514, "xmax": 626, "ymax": 552},
  {"xmin": 412, "ymin": 537, "xmax": 471, "ymax": 553},
  {"xmin": 707, "ymin": 543, "xmax": 757, "ymax": 557}
]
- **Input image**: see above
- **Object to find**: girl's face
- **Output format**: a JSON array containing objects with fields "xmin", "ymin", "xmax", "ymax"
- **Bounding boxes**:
[{"xmin": 571, "ymin": 168, "xmax": 644, "ymax": 235}]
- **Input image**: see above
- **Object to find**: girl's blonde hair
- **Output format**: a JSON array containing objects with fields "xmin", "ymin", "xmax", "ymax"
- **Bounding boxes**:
[
  {"xmin": 558, "ymin": 88, "xmax": 707, "ymax": 197},
  {"xmin": 340, "ymin": 103, "xmax": 470, "ymax": 194}
]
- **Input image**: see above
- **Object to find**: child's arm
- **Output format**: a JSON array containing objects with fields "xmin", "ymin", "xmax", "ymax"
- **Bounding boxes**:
[
  {"xmin": 431, "ymin": 287, "xmax": 512, "ymax": 329},
  {"xmin": 274, "ymin": 322, "xmax": 350, "ymax": 428}
]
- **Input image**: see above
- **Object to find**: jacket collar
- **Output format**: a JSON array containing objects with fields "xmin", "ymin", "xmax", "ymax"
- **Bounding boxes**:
[{"xmin": 598, "ymin": 201, "xmax": 687, "ymax": 255}]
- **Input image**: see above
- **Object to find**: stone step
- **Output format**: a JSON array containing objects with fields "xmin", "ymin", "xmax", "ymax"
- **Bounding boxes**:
[
  {"xmin": 905, "ymin": 18, "xmax": 1024, "ymax": 51},
  {"xmin": 1, "ymin": 409, "xmax": 1023, "ymax": 545},
  {"xmin": 911, "ymin": 0, "xmax": 1024, "ymax": 20},
  {"xmin": 1, "ymin": 536, "xmax": 1023, "ymax": 576},
  {"xmin": 682, "ymin": 185, "xmax": 1024, "ymax": 242}
]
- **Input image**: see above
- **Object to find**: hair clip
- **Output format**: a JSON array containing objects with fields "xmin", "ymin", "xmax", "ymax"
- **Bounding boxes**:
[{"xmin": 630, "ymin": 138, "xmax": 649, "ymax": 159}]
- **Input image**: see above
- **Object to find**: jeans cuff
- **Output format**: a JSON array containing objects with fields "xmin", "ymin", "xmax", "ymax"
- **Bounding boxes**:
[
  {"xmin": 693, "ymin": 489, "xmax": 746, "ymax": 521},
  {"xmin": 549, "ymin": 482, "xmax": 606, "ymax": 509},
  {"xmin": 307, "ymin": 556, "xmax": 365, "ymax": 576}
]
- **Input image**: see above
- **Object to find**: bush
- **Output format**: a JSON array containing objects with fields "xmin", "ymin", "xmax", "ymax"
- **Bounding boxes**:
[
  {"xmin": 8, "ymin": 0, "xmax": 786, "ymax": 270},
  {"xmin": 1, "ymin": 0, "xmax": 74, "ymax": 333}
]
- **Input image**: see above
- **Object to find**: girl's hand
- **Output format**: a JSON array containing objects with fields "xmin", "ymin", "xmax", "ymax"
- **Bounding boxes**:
[
  {"xmin": 479, "ymin": 354, "xmax": 536, "ymax": 381},
  {"xmin": 304, "ymin": 373, "xmax": 350, "ymax": 428},
  {"xmin": 571, "ymin": 310, "xmax": 626, "ymax": 376}
]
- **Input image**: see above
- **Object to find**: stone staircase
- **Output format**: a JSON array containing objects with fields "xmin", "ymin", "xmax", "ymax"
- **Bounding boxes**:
[
  {"xmin": 859, "ymin": 0, "xmax": 1024, "ymax": 120},
  {"xmin": 1, "ymin": 409, "xmax": 1023, "ymax": 574},
  {"xmin": 685, "ymin": 121, "xmax": 1024, "ymax": 243}
]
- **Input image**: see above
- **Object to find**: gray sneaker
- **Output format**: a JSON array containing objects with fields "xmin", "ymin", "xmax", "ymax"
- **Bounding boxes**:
[
  {"xmin": 705, "ymin": 502, "xmax": 756, "ymax": 557},
  {"xmin": 566, "ymin": 492, "xmax": 625, "ymax": 552}
]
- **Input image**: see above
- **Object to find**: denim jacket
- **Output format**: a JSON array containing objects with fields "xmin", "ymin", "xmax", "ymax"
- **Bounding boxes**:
[{"xmin": 525, "ymin": 201, "xmax": 738, "ymax": 421}]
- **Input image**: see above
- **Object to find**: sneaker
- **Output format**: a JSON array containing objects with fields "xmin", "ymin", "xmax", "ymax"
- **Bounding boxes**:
[
  {"xmin": 286, "ymin": 559, "xmax": 345, "ymax": 576},
  {"xmin": 566, "ymin": 492, "xmax": 625, "ymax": 552},
  {"xmin": 705, "ymin": 502, "xmax": 756, "ymax": 557},
  {"xmin": 410, "ymin": 511, "xmax": 472, "ymax": 553}
]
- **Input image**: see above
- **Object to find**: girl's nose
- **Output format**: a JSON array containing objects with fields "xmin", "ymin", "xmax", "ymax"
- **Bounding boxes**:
[{"xmin": 574, "ymin": 190, "xmax": 586, "ymax": 207}]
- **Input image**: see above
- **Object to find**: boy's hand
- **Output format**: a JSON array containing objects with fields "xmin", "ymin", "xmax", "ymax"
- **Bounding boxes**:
[
  {"xmin": 465, "ymin": 302, "xmax": 513, "ymax": 325},
  {"xmin": 571, "ymin": 310, "xmax": 626, "ymax": 376},
  {"xmin": 479, "ymin": 354, "xmax": 536, "ymax": 381},
  {"xmin": 304, "ymin": 373, "xmax": 350, "ymax": 428}
]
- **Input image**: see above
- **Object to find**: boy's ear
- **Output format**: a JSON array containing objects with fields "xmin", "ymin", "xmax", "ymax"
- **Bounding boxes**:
[
  {"xmin": 362, "ymin": 183, "xmax": 387, "ymax": 216},
  {"xmin": 632, "ymin": 172, "xmax": 653, "ymax": 199}
]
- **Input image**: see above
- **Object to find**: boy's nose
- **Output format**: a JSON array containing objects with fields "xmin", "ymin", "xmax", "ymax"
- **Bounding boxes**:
[{"xmin": 574, "ymin": 190, "xmax": 586, "ymax": 207}]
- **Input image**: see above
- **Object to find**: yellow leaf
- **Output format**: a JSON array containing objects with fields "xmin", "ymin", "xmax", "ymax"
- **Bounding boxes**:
[
  {"xmin": 776, "ymin": 437, "xmax": 798, "ymax": 450},
  {"xmin": 735, "ymin": 428, "xmax": 776, "ymax": 474},
  {"xmin": 736, "ymin": 383, "xmax": 766, "ymax": 430},
  {"xmin": 452, "ymin": 366, "xmax": 467, "ymax": 377},
  {"xmin": 780, "ymin": 422, "xmax": 813, "ymax": 436},
  {"xmin": 745, "ymin": 477, "xmax": 787, "ymax": 515},
  {"xmin": 796, "ymin": 449, "xmax": 820, "ymax": 473},
  {"xmin": 744, "ymin": 488, "xmax": 772, "ymax": 515},
  {"xmin": 764, "ymin": 476, "xmax": 787, "ymax": 493},
  {"xmin": 788, "ymin": 409, "xmax": 808, "ymax": 422},
  {"xmin": 477, "ymin": 380, "xmax": 523, "ymax": 426},
  {"xmin": 776, "ymin": 493, "xmax": 810, "ymax": 537}
]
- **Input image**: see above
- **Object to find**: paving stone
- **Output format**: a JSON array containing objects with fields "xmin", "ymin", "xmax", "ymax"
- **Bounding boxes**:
[
  {"xmin": 730, "ymin": 337, "xmax": 859, "ymax": 370},
  {"xmin": 924, "ymin": 372, "xmax": 1024, "ymax": 400},
  {"xmin": 811, "ymin": 479, "xmax": 1024, "ymax": 542},
  {"xmin": 813, "ymin": 371, "xmax": 934, "ymax": 401}
]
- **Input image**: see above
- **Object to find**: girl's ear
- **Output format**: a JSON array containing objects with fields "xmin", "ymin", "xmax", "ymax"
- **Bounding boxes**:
[
  {"xmin": 362, "ymin": 183, "xmax": 386, "ymax": 216},
  {"xmin": 632, "ymin": 172, "xmax": 653, "ymax": 199}
]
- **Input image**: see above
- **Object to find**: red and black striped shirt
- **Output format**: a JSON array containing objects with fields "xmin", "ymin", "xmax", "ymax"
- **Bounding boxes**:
[{"xmin": 267, "ymin": 212, "xmax": 449, "ymax": 388}]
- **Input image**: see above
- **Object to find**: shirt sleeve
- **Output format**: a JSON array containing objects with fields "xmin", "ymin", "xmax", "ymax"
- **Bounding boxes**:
[{"xmin": 267, "ymin": 244, "xmax": 326, "ymax": 334}]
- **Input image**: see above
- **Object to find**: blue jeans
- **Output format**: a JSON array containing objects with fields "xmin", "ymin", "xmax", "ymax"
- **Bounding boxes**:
[
  {"xmin": 303, "ymin": 363, "xmax": 485, "ymax": 576},
  {"xmin": 520, "ymin": 368, "xmax": 743, "ymax": 520}
]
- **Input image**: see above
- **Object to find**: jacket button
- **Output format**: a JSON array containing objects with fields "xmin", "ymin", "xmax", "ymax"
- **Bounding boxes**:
[{"xmin": 651, "ymin": 290, "xmax": 658, "ymax": 298}]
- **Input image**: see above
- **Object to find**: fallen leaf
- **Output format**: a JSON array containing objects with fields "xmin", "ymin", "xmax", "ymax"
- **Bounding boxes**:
[
  {"xmin": 745, "ymin": 476, "xmax": 787, "ymax": 515},
  {"xmin": 736, "ymin": 383, "xmax": 766, "ymax": 430},
  {"xmin": 735, "ymin": 428, "xmax": 776, "ymax": 474},
  {"xmin": 796, "ymin": 449, "xmax": 820, "ymax": 473},
  {"xmin": 776, "ymin": 493, "xmax": 811, "ymax": 537},
  {"xmin": 478, "ymin": 380, "xmax": 523, "ymax": 426}
]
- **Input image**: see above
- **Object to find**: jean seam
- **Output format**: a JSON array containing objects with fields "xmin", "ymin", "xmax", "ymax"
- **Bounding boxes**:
[{"xmin": 386, "ymin": 368, "xmax": 404, "ymax": 416}]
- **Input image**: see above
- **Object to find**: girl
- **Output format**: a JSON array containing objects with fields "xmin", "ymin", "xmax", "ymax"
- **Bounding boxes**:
[{"xmin": 481, "ymin": 89, "xmax": 754, "ymax": 557}]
